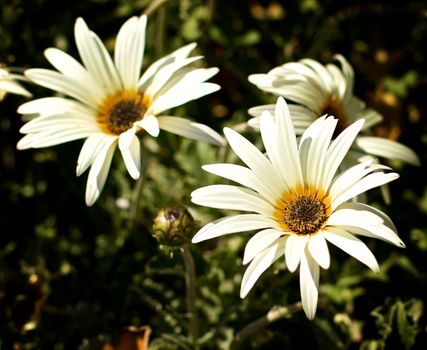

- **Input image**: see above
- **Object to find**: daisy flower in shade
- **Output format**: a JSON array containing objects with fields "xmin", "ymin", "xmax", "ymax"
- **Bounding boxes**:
[
  {"xmin": 248, "ymin": 55, "xmax": 420, "ymax": 167},
  {"xmin": 0, "ymin": 66, "xmax": 31, "ymax": 100},
  {"xmin": 191, "ymin": 97, "xmax": 405, "ymax": 319},
  {"xmin": 17, "ymin": 15, "xmax": 224, "ymax": 206}
]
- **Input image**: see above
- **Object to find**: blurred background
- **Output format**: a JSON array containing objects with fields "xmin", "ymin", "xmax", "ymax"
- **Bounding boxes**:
[{"xmin": 0, "ymin": 0, "xmax": 426, "ymax": 349}]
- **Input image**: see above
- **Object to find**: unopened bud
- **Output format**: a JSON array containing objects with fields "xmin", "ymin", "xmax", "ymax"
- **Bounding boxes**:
[{"xmin": 152, "ymin": 206, "xmax": 195, "ymax": 247}]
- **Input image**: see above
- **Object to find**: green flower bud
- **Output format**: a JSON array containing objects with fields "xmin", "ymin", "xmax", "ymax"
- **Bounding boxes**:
[{"xmin": 152, "ymin": 206, "xmax": 195, "ymax": 247}]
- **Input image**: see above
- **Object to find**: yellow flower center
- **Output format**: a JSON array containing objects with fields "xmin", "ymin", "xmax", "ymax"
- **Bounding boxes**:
[
  {"xmin": 274, "ymin": 186, "xmax": 331, "ymax": 235},
  {"xmin": 97, "ymin": 91, "xmax": 150, "ymax": 135}
]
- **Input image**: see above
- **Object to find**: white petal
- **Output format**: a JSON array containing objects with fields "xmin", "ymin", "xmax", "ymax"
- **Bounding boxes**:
[
  {"xmin": 299, "ymin": 251, "xmax": 319, "ymax": 320},
  {"xmin": 304, "ymin": 116, "xmax": 337, "ymax": 188},
  {"xmin": 150, "ymin": 82, "xmax": 220, "ymax": 114},
  {"xmin": 25, "ymin": 68, "xmax": 97, "ymax": 106},
  {"xmin": 157, "ymin": 116, "xmax": 225, "ymax": 146},
  {"xmin": 328, "ymin": 203, "xmax": 384, "ymax": 227},
  {"xmin": 223, "ymin": 127, "xmax": 284, "ymax": 194},
  {"xmin": 240, "ymin": 238, "xmax": 286, "ymax": 298},
  {"xmin": 138, "ymin": 43, "xmax": 197, "ymax": 89},
  {"xmin": 334, "ymin": 54, "xmax": 354, "ymax": 98},
  {"xmin": 119, "ymin": 132, "xmax": 141, "ymax": 179},
  {"xmin": 85, "ymin": 139, "xmax": 117, "ymax": 206},
  {"xmin": 74, "ymin": 18, "xmax": 121, "ymax": 95},
  {"xmin": 248, "ymin": 103, "xmax": 316, "ymax": 134},
  {"xmin": 44, "ymin": 48, "xmax": 104, "ymax": 102},
  {"xmin": 355, "ymin": 136, "xmax": 420, "ymax": 166},
  {"xmin": 300, "ymin": 58, "xmax": 333, "ymax": 93},
  {"xmin": 329, "ymin": 161, "xmax": 390, "ymax": 206},
  {"xmin": 19, "ymin": 111, "xmax": 97, "ymax": 133},
  {"xmin": 0, "ymin": 80, "xmax": 31, "ymax": 97},
  {"xmin": 192, "ymin": 214, "xmax": 279, "ymax": 243},
  {"xmin": 137, "ymin": 113, "xmax": 159, "ymax": 137},
  {"xmin": 322, "ymin": 119, "xmax": 365, "ymax": 189},
  {"xmin": 191, "ymin": 185, "xmax": 275, "ymax": 217},
  {"xmin": 307, "ymin": 233, "xmax": 330, "ymax": 269},
  {"xmin": 243, "ymin": 229, "xmax": 286, "ymax": 264},
  {"xmin": 153, "ymin": 67, "xmax": 219, "ymax": 101},
  {"xmin": 285, "ymin": 234, "xmax": 309, "ymax": 272},
  {"xmin": 339, "ymin": 224, "xmax": 405, "ymax": 248},
  {"xmin": 323, "ymin": 227, "xmax": 379, "ymax": 272},
  {"xmin": 17, "ymin": 126, "xmax": 96, "ymax": 149},
  {"xmin": 18, "ymin": 97, "xmax": 89, "ymax": 116},
  {"xmin": 331, "ymin": 171, "xmax": 399, "ymax": 210},
  {"xmin": 114, "ymin": 16, "xmax": 147, "ymax": 90},
  {"xmin": 298, "ymin": 115, "xmax": 328, "ymax": 184},
  {"xmin": 202, "ymin": 163, "xmax": 278, "ymax": 205},
  {"xmin": 259, "ymin": 105, "xmax": 300, "ymax": 191},
  {"xmin": 144, "ymin": 56, "xmax": 202, "ymax": 98},
  {"xmin": 77, "ymin": 133, "xmax": 117, "ymax": 176}
]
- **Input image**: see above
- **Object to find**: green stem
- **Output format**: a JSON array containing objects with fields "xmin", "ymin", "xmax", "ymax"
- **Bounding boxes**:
[
  {"xmin": 230, "ymin": 302, "xmax": 302, "ymax": 350},
  {"xmin": 181, "ymin": 244, "xmax": 199, "ymax": 350}
]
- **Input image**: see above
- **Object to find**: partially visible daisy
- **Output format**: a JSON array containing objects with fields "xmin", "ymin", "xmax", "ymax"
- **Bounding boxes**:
[
  {"xmin": 0, "ymin": 66, "xmax": 31, "ymax": 100},
  {"xmin": 248, "ymin": 55, "xmax": 420, "ymax": 167},
  {"xmin": 17, "ymin": 15, "xmax": 224, "ymax": 206},
  {"xmin": 192, "ymin": 97, "xmax": 404, "ymax": 319}
]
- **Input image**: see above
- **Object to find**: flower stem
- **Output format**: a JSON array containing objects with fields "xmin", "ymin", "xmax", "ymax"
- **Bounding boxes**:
[
  {"xmin": 230, "ymin": 302, "xmax": 302, "ymax": 350},
  {"xmin": 181, "ymin": 244, "xmax": 199, "ymax": 350}
]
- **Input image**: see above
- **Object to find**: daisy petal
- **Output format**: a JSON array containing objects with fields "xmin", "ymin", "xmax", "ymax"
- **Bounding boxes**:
[
  {"xmin": 191, "ymin": 185, "xmax": 275, "ymax": 216},
  {"xmin": 119, "ymin": 132, "xmax": 141, "ymax": 180},
  {"xmin": 44, "ymin": 47, "xmax": 104, "ymax": 101},
  {"xmin": 323, "ymin": 119, "xmax": 365, "ymax": 189},
  {"xmin": 355, "ymin": 136, "xmax": 420, "ymax": 166},
  {"xmin": 150, "ymin": 82, "xmax": 220, "ymax": 114},
  {"xmin": 324, "ymin": 227, "xmax": 379, "ymax": 272},
  {"xmin": 157, "ymin": 116, "xmax": 225, "ymax": 146},
  {"xmin": 137, "ymin": 114, "xmax": 159, "ymax": 137},
  {"xmin": 114, "ymin": 16, "xmax": 147, "ymax": 90},
  {"xmin": 192, "ymin": 214, "xmax": 278, "ymax": 243},
  {"xmin": 202, "ymin": 163, "xmax": 277, "ymax": 204},
  {"xmin": 75, "ymin": 18, "xmax": 121, "ymax": 95},
  {"xmin": 331, "ymin": 172, "xmax": 399, "ymax": 210},
  {"xmin": 25, "ymin": 69, "xmax": 97, "ymax": 106},
  {"xmin": 223, "ymin": 127, "xmax": 284, "ymax": 193},
  {"xmin": 307, "ymin": 233, "xmax": 330, "ymax": 269},
  {"xmin": 145, "ymin": 56, "xmax": 202, "ymax": 99},
  {"xmin": 285, "ymin": 234, "xmax": 309, "ymax": 272},
  {"xmin": 299, "ymin": 251, "xmax": 319, "ymax": 320},
  {"xmin": 0, "ymin": 80, "xmax": 31, "ymax": 97},
  {"xmin": 240, "ymin": 238, "xmax": 286, "ymax": 298},
  {"xmin": 77, "ymin": 133, "xmax": 117, "ymax": 176},
  {"xmin": 328, "ymin": 203, "xmax": 384, "ymax": 227},
  {"xmin": 138, "ymin": 43, "xmax": 197, "ymax": 89},
  {"xmin": 243, "ymin": 229, "xmax": 286, "ymax": 264},
  {"xmin": 85, "ymin": 139, "xmax": 116, "ymax": 206}
]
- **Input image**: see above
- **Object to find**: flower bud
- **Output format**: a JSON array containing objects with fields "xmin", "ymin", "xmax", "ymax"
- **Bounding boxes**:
[{"xmin": 152, "ymin": 206, "xmax": 195, "ymax": 247}]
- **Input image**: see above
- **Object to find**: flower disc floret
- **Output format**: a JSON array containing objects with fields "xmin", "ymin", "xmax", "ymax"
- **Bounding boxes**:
[
  {"xmin": 275, "ymin": 187, "xmax": 331, "ymax": 235},
  {"xmin": 97, "ymin": 91, "xmax": 149, "ymax": 135}
]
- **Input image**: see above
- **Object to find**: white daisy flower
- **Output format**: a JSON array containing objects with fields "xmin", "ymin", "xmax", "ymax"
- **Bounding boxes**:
[
  {"xmin": 191, "ymin": 97, "xmax": 404, "ymax": 319},
  {"xmin": 0, "ymin": 67, "xmax": 31, "ymax": 100},
  {"xmin": 17, "ymin": 15, "xmax": 224, "ymax": 206},
  {"xmin": 248, "ymin": 55, "xmax": 420, "ymax": 166}
]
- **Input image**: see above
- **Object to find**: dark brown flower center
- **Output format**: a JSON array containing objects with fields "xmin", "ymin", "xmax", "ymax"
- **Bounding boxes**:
[
  {"xmin": 275, "ymin": 188, "xmax": 331, "ymax": 236},
  {"xmin": 97, "ymin": 91, "xmax": 147, "ymax": 135},
  {"xmin": 283, "ymin": 195, "xmax": 328, "ymax": 235}
]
